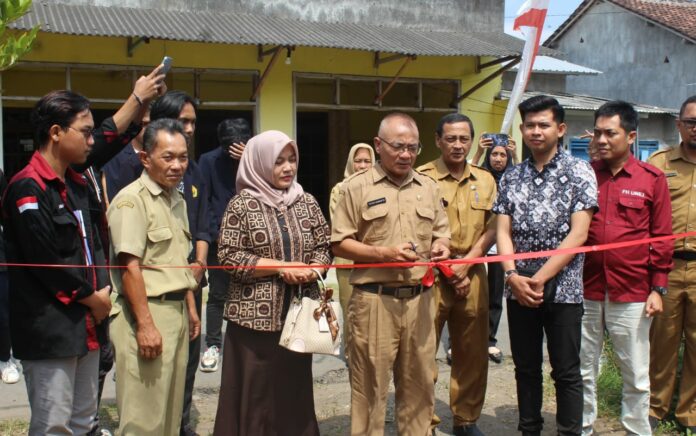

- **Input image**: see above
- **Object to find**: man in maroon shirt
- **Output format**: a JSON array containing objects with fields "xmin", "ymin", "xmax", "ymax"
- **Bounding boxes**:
[{"xmin": 581, "ymin": 101, "xmax": 673, "ymax": 436}]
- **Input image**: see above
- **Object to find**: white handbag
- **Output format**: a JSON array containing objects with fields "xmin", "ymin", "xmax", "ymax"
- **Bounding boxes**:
[{"xmin": 279, "ymin": 269, "xmax": 343, "ymax": 356}]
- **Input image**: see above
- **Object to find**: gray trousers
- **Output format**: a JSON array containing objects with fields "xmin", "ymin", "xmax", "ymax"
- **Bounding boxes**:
[{"xmin": 23, "ymin": 350, "xmax": 100, "ymax": 436}]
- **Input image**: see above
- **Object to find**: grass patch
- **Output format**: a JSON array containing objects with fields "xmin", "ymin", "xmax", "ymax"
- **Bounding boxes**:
[
  {"xmin": 596, "ymin": 337, "xmax": 622, "ymax": 418},
  {"xmin": 0, "ymin": 418, "xmax": 29, "ymax": 435}
]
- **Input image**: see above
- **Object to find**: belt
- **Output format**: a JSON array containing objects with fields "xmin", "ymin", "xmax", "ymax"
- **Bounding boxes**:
[
  {"xmin": 674, "ymin": 251, "xmax": 696, "ymax": 261},
  {"xmin": 148, "ymin": 292, "xmax": 187, "ymax": 302},
  {"xmin": 358, "ymin": 284, "xmax": 429, "ymax": 299}
]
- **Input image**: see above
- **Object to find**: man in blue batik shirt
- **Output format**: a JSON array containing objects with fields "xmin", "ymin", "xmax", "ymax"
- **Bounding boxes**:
[{"xmin": 493, "ymin": 95, "xmax": 598, "ymax": 436}]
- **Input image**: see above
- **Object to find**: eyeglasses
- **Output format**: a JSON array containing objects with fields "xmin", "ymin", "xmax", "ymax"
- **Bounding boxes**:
[
  {"xmin": 68, "ymin": 126, "xmax": 95, "ymax": 140},
  {"xmin": 378, "ymin": 137, "xmax": 422, "ymax": 155},
  {"xmin": 679, "ymin": 118, "xmax": 696, "ymax": 129}
]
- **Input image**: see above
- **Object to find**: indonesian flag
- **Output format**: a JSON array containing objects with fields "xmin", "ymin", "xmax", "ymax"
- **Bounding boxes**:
[
  {"xmin": 500, "ymin": 0, "xmax": 550, "ymax": 134},
  {"xmin": 16, "ymin": 196, "xmax": 38, "ymax": 214}
]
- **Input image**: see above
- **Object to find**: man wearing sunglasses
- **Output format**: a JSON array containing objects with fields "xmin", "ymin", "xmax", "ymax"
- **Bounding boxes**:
[
  {"xmin": 331, "ymin": 112, "xmax": 451, "ymax": 436},
  {"xmin": 647, "ymin": 95, "xmax": 696, "ymax": 434}
]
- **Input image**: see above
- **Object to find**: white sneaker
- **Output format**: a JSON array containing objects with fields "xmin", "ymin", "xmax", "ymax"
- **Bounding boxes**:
[
  {"xmin": 1, "ymin": 360, "xmax": 20, "ymax": 384},
  {"xmin": 199, "ymin": 346, "xmax": 220, "ymax": 372}
]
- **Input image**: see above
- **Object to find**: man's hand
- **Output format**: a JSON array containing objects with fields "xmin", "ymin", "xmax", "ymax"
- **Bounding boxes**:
[
  {"xmin": 508, "ymin": 274, "xmax": 543, "ymax": 307},
  {"xmin": 190, "ymin": 262, "xmax": 206, "ymax": 285},
  {"xmin": 132, "ymin": 65, "xmax": 167, "ymax": 103},
  {"xmin": 645, "ymin": 291, "xmax": 663, "ymax": 317},
  {"xmin": 228, "ymin": 142, "xmax": 246, "ymax": 160},
  {"xmin": 188, "ymin": 295, "xmax": 201, "ymax": 341},
  {"xmin": 79, "ymin": 285, "xmax": 112, "ymax": 324},
  {"xmin": 447, "ymin": 264, "xmax": 472, "ymax": 299},
  {"xmin": 136, "ymin": 322, "xmax": 163, "ymax": 360},
  {"xmin": 430, "ymin": 242, "xmax": 450, "ymax": 262},
  {"xmin": 379, "ymin": 243, "xmax": 419, "ymax": 264}
]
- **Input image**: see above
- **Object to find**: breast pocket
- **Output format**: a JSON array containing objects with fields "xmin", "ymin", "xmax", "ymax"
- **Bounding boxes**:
[
  {"xmin": 415, "ymin": 206, "xmax": 435, "ymax": 239},
  {"xmin": 146, "ymin": 226, "xmax": 174, "ymax": 264},
  {"xmin": 52, "ymin": 213, "xmax": 79, "ymax": 255},
  {"xmin": 470, "ymin": 194, "xmax": 494, "ymax": 230},
  {"xmin": 361, "ymin": 205, "xmax": 389, "ymax": 242},
  {"xmin": 617, "ymin": 196, "xmax": 648, "ymax": 228}
]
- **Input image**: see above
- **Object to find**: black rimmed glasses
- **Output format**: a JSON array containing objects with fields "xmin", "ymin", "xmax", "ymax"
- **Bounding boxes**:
[
  {"xmin": 378, "ymin": 137, "xmax": 422, "ymax": 155},
  {"xmin": 67, "ymin": 126, "xmax": 95, "ymax": 141},
  {"xmin": 679, "ymin": 118, "xmax": 696, "ymax": 129}
]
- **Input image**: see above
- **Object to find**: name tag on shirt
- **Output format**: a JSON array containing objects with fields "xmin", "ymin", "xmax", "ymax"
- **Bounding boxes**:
[{"xmin": 367, "ymin": 197, "xmax": 386, "ymax": 208}]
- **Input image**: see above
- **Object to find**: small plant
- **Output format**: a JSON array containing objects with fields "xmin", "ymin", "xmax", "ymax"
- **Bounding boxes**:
[{"xmin": 0, "ymin": 0, "xmax": 38, "ymax": 70}]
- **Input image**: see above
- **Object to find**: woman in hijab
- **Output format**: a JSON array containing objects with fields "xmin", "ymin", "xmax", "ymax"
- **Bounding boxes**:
[
  {"xmin": 328, "ymin": 143, "xmax": 375, "ymax": 359},
  {"xmin": 482, "ymin": 143, "xmax": 513, "ymax": 364},
  {"xmin": 213, "ymin": 130, "xmax": 332, "ymax": 436}
]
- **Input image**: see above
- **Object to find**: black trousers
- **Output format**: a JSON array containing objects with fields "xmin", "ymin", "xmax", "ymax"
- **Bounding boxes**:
[
  {"xmin": 507, "ymin": 299, "xmax": 583, "ymax": 436},
  {"xmin": 205, "ymin": 245, "xmax": 229, "ymax": 349},
  {"xmin": 181, "ymin": 285, "xmax": 203, "ymax": 433},
  {"xmin": 487, "ymin": 262, "xmax": 505, "ymax": 347},
  {"xmin": 0, "ymin": 272, "xmax": 10, "ymax": 362}
]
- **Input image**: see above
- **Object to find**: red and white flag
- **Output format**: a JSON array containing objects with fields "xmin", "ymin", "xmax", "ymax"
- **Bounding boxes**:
[
  {"xmin": 16, "ymin": 196, "xmax": 38, "ymax": 214},
  {"xmin": 501, "ymin": 0, "xmax": 550, "ymax": 134}
]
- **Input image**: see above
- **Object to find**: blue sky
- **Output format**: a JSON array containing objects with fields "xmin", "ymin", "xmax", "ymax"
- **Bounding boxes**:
[{"xmin": 505, "ymin": 0, "xmax": 584, "ymax": 42}]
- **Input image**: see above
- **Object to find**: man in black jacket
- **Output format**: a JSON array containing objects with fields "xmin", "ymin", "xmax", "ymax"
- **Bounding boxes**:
[{"xmin": 2, "ymin": 91, "xmax": 112, "ymax": 435}]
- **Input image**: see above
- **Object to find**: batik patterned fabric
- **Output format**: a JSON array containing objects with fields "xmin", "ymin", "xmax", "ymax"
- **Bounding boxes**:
[
  {"xmin": 218, "ymin": 190, "xmax": 333, "ymax": 331},
  {"xmin": 493, "ymin": 149, "xmax": 598, "ymax": 303}
]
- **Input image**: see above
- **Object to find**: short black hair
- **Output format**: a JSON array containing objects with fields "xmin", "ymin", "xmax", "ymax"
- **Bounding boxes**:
[
  {"xmin": 143, "ymin": 118, "xmax": 186, "ymax": 153},
  {"xmin": 436, "ymin": 113, "xmax": 475, "ymax": 139},
  {"xmin": 595, "ymin": 100, "xmax": 638, "ymax": 133},
  {"xmin": 150, "ymin": 90, "xmax": 197, "ymax": 121},
  {"xmin": 679, "ymin": 95, "xmax": 696, "ymax": 118},
  {"xmin": 217, "ymin": 118, "xmax": 252, "ymax": 147},
  {"xmin": 518, "ymin": 95, "xmax": 565, "ymax": 124},
  {"xmin": 30, "ymin": 90, "xmax": 91, "ymax": 148}
]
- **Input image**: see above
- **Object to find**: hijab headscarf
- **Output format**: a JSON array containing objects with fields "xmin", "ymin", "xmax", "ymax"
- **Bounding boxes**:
[
  {"xmin": 483, "ymin": 144, "xmax": 513, "ymax": 184},
  {"xmin": 236, "ymin": 130, "xmax": 304, "ymax": 210},
  {"xmin": 343, "ymin": 143, "xmax": 376, "ymax": 179}
]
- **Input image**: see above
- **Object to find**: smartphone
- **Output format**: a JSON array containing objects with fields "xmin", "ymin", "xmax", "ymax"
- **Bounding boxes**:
[
  {"xmin": 482, "ymin": 133, "xmax": 509, "ymax": 147},
  {"xmin": 159, "ymin": 56, "xmax": 173, "ymax": 76}
]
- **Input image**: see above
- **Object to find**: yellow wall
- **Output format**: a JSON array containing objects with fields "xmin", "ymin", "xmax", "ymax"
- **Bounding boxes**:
[{"xmin": 8, "ymin": 32, "xmax": 505, "ymax": 141}]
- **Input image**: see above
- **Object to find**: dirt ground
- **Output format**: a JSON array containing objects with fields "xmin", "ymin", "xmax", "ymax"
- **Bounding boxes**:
[{"xmin": 178, "ymin": 357, "xmax": 626, "ymax": 436}]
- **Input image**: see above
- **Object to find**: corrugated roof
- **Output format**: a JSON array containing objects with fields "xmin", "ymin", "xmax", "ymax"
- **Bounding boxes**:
[
  {"xmin": 545, "ymin": 0, "xmax": 696, "ymax": 46},
  {"xmin": 508, "ymin": 56, "xmax": 601, "ymax": 75},
  {"xmin": 9, "ymin": 1, "xmax": 557, "ymax": 58},
  {"xmin": 498, "ymin": 89, "xmax": 678, "ymax": 114}
]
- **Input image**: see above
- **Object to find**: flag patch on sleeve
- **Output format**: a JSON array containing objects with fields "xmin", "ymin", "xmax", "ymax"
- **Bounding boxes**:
[{"xmin": 16, "ymin": 196, "xmax": 38, "ymax": 213}]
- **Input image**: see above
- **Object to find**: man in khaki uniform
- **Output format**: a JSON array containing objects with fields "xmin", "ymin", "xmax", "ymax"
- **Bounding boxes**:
[
  {"xmin": 108, "ymin": 118, "xmax": 201, "ymax": 436},
  {"xmin": 648, "ymin": 95, "xmax": 696, "ymax": 433},
  {"xmin": 332, "ymin": 113, "xmax": 451, "ymax": 436},
  {"xmin": 417, "ymin": 113, "xmax": 496, "ymax": 436}
]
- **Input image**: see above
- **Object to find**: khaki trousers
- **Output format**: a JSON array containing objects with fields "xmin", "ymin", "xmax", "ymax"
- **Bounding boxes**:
[
  {"xmin": 337, "ymin": 267, "xmax": 353, "ymax": 360},
  {"xmin": 432, "ymin": 264, "xmax": 489, "ymax": 427},
  {"xmin": 650, "ymin": 259, "xmax": 696, "ymax": 426},
  {"xmin": 111, "ymin": 298, "xmax": 189, "ymax": 436},
  {"xmin": 348, "ymin": 287, "xmax": 437, "ymax": 436}
]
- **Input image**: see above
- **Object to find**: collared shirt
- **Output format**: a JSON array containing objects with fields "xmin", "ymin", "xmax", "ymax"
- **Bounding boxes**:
[
  {"xmin": 493, "ymin": 149, "xmax": 598, "ymax": 304},
  {"xmin": 101, "ymin": 150, "xmax": 211, "ymax": 245},
  {"xmin": 648, "ymin": 144, "xmax": 696, "ymax": 252},
  {"xmin": 331, "ymin": 164, "xmax": 451, "ymax": 286},
  {"xmin": 584, "ymin": 156, "xmax": 673, "ymax": 302},
  {"xmin": 107, "ymin": 171, "xmax": 197, "ymax": 304},
  {"xmin": 417, "ymin": 158, "xmax": 496, "ymax": 256}
]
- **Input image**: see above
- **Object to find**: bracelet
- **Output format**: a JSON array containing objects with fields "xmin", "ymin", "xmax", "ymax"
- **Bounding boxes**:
[
  {"xmin": 132, "ymin": 92, "xmax": 143, "ymax": 106},
  {"xmin": 503, "ymin": 269, "xmax": 518, "ymax": 284}
]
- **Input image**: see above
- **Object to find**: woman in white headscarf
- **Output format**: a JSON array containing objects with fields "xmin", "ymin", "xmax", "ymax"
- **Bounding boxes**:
[
  {"xmin": 213, "ymin": 130, "xmax": 332, "ymax": 436},
  {"xmin": 328, "ymin": 143, "xmax": 375, "ymax": 359}
]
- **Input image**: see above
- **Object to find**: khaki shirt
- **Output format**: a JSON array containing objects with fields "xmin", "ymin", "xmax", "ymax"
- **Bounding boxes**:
[
  {"xmin": 108, "ymin": 171, "xmax": 197, "ymax": 306},
  {"xmin": 331, "ymin": 164, "xmax": 451, "ymax": 286},
  {"xmin": 648, "ymin": 145, "xmax": 696, "ymax": 251},
  {"xmin": 417, "ymin": 158, "xmax": 496, "ymax": 256}
]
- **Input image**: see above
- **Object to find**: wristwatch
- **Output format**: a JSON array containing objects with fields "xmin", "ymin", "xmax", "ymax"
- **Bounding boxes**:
[
  {"xmin": 650, "ymin": 286, "xmax": 668, "ymax": 296},
  {"xmin": 504, "ymin": 269, "xmax": 519, "ymax": 283}
]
